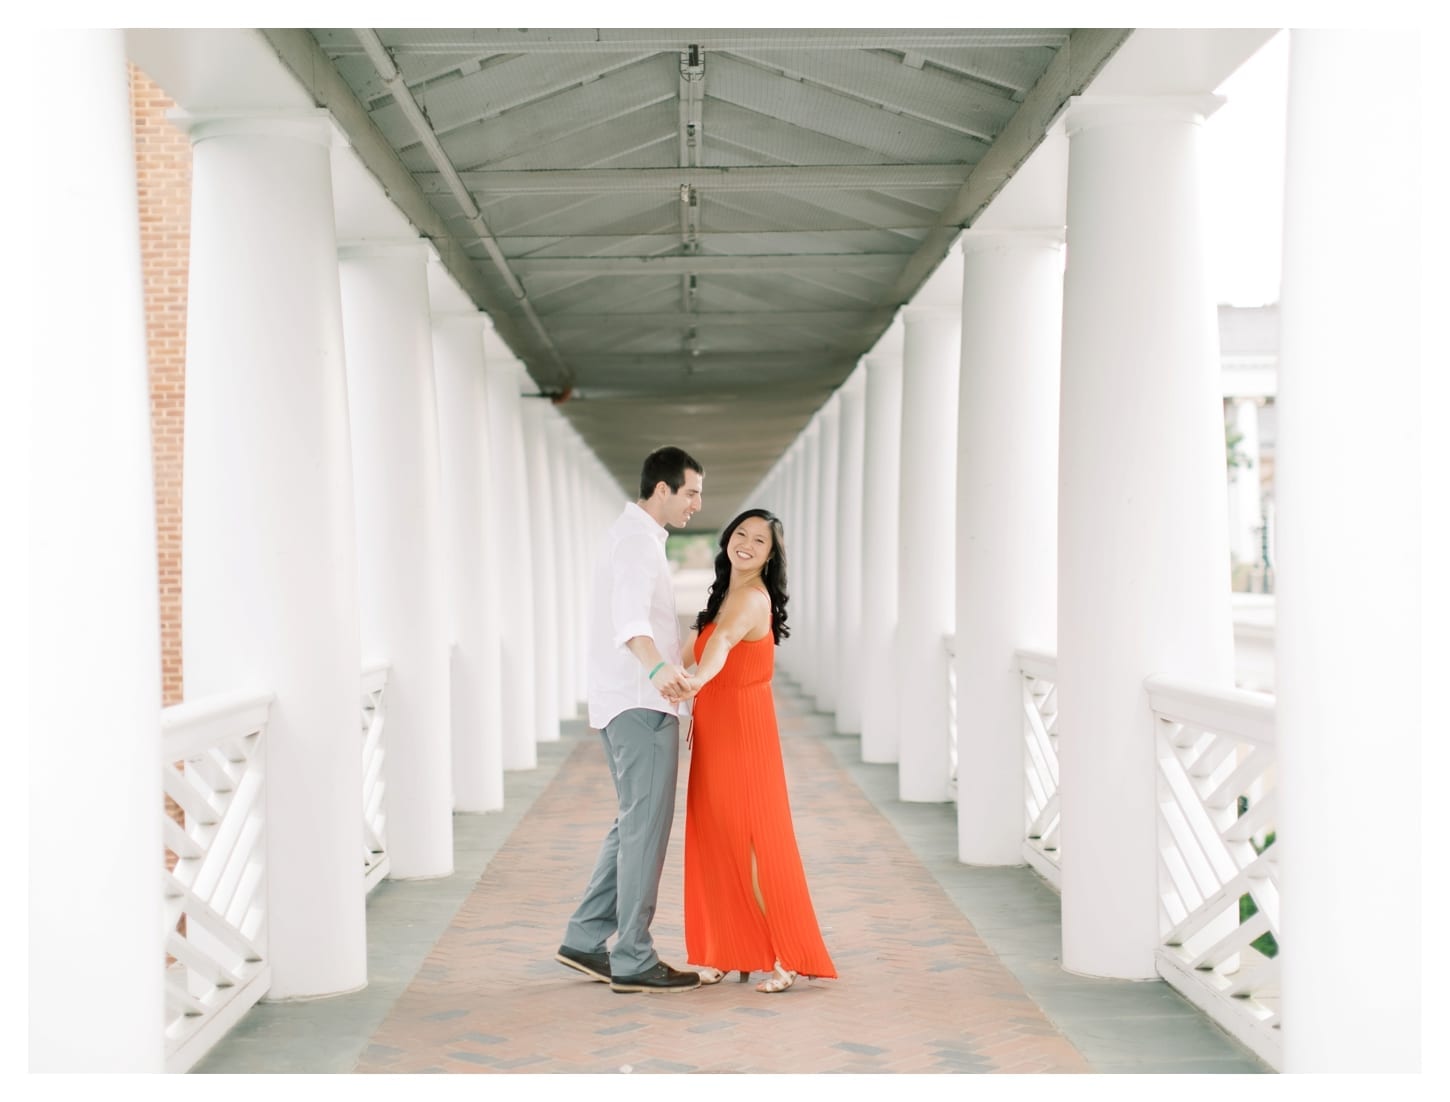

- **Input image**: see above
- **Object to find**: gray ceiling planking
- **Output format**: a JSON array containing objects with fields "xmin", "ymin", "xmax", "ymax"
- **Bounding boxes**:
[
  {"xmin": 365, "ymin": 51, "xmax": 657, "ymax": 139},
  {"xmin": 582, "ymin": 133, "xmax": 681, "ymax": 170},
  {"xmin": 422, "ymin": 57, "xmax": 679, "ymax": 170},
  {"xmin": 701, "ymin": 100, "xmax": 930, "ymax": 167},
  {"xmin": 448, "ymin": 164, "xmax": 973, "ymax": 195},
  {"xmin": 690, "ymin": 196, "xmax": 937, "ymax": 233},
  {"xmin": 496, "ymin": 227, "xmax": 931, "ymax": 252},
  {"xmin": 694, "ymin": 229, "xmax": 924, "ymax": 256},
  {"xmin": 904, "ymin": 45, "xmax": 1062, "ymax": 97},
  {"xmin": 719, "ymin": 47, "xmax": 1021, "ymax": 139},
  {"xmin": 545, "ymin": 281, "xmax": 687, "ymax": 325},
  {"xmin": 694, "ymin": 273, "xmax": 874, "ymax": 314},
  {"xmin": 526, "ymin": 273, "xmax": 682, "ymax": 316},
  {"xmin": 322, "ymin": 48, "xmax": 409, "ymax": 104},
  {"xmin": 784, "ymin": 270, "xmax": 892, "ymax": 307},
  {"xmin": 553, "ymin": 318, "xmax": 873, "ymax": 352},
  {"xmin": 274, "ymin": 27, "xmax": 1109, "ymax": 502},
  {"xmin": 700, "ymin": 189, "xmax": 938, "ymax": 243},
  {"xmin": 470, "ymin": 100, "xmax": 679, "ymax": 172},
  {"xmin": 699, "ymin": 191, "xmax": 879, "ymax": 235},
  {"xmin": 540, "ymin": 309, "xmax": 895, "ymax": 328},
  {"xmin": 708, "ymin": 183, "xmax": 947, "ymax": 226},
  {"xmin": 472, "ymin": 189, "xmax": 677, "ymax": 236},
  {"xmin": 507, "ymin": 254, "xmax": 910, "ymax": 277},
  {"xmin": 705, "ymin": 54, "xmax": 989, "ymax": 164},
  {"xmin": 500, "ymin": 230, "xmax": 687, "ymax": 260},
  {"xmin": 556, "ymin": 326, "xmax": 679, "ymax": 358},
  {"xmin": 489, "ymin": 198, "xmax": 682, "ymax": 239}
]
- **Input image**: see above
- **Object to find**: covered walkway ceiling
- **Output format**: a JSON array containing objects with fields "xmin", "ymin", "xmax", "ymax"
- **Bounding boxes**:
[{"xmin": 264, "ymin": 28, "xmax": 1130, "ymax": 524}]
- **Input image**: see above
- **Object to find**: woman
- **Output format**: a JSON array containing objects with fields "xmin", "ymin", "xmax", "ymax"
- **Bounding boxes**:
[{"xmin": 681, "ymin": 508, "xmax": 837, "ymax": 994}]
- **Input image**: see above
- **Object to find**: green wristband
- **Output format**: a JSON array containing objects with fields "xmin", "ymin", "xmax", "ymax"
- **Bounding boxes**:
[{"xmin": 647, "ymin": 661, "xmax": 666, "ymax": 680}]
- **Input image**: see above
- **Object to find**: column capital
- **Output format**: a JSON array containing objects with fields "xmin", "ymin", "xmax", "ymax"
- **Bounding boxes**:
[
  {"xmin": 1064, "ymin": 93, "xmax": 1224, "ymax": 136},
  {"xmin": 168, "ymin": 107, "xmax": 344, "ymax": 148},
  {"xmin": 899, "ymin": 302, "xmax": 961, "ymax": 323},
  {"xmin": 959, "ymin": 227, "xmax": 1065, "ymax": 255}
]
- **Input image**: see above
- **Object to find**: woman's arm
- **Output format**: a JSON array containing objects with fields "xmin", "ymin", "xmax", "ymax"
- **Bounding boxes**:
[
  {"xmin": 682, "ymin": 625, "xmax": 699, "ymax": 671},
  {"xmin": 689, "ymin": 588, "xmax": 770, "ymax": 689}
]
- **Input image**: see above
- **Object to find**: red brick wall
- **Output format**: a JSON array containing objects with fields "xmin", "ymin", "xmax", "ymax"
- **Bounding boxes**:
[{"xmin": 129, "ymin": 64, "xmax": 190, "ymax": 708}]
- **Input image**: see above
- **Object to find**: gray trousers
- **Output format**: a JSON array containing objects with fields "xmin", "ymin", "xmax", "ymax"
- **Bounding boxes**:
[{"xmin": 563, "ymin": 708, "xmax": 680, "ymax": 976}]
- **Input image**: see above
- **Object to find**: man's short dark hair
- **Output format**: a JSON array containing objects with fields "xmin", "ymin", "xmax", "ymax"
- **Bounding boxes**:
[{"xmin": 639, "ymin": 446, "xmax": 703, "ymax": 499}]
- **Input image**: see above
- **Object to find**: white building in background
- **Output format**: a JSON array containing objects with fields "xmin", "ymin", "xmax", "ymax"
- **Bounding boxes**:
[
  {"xmin": 1220, "ymin": 304, "xmax": 1278, "ymax": 692},
  {"xmin": 1221, "ymin": 303, "xmax": 1278, "ymax": 592}
]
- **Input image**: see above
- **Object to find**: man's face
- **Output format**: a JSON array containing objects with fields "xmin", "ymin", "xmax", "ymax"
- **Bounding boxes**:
[{"xmin": 662, "ymin": 469, "xmax": 703, "ymax": 528}]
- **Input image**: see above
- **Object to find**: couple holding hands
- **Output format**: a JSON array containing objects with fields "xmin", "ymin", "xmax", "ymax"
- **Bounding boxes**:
[{"xmin": 555, "ymin": 446, "xmax": 836, "ymax": 996}]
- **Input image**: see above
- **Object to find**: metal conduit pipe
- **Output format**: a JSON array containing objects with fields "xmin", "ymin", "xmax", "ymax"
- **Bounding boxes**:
[{"xmin": 354, "ymin": 29, "xmax": 571, "ymax": 386}]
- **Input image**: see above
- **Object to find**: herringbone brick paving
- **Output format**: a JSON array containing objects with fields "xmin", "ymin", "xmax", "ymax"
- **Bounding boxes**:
[{"xmin": 355, "ymin": 684, "xmax": 1090, "ymax": 1074}]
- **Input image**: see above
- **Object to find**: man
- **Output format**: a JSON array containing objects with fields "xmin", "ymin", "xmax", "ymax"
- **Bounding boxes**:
[{"xmin": 555, "ymin": 446, "xmax": 704, "ymax": 993}]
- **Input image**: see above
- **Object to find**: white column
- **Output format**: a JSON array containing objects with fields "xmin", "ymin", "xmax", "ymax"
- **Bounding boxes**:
[
  {"xmin": 29, "ymin": 29, "xmax": 163, "ymax": 1069},
  {"xmin": 1277, "ymin": 30, "xmax": 1420, "ymax": 1072},
  {"xmin": 432, "ymin": 313, "xmax": 504, "ymax": 813},
  {"xmin": 812, "ymin": 397, "xmax": 841, "ymax": 713},
  {"xmin": 777, "ymin": 443, "xmax": 800, "ymax": 675},
  {"xmin": 834, "ymin": 369, "xmax": 867, "ymax": 734},
  {"xmin": 570, "ymin": 432, "xmax": 594, "ymax": 703},
  {"xmin": 520, "ymin": 397, "xmax": 562, "ymax": 744},
  {"xmin": 859, "ymin": 320, "xmax": 906, "ymax": 763},
  {"xmin": 777, "ymin": 444, "xmax": 803, "ymax": 681},
  {"xmin": 181, "ymin": 111, "xmax": 365, "ymax": 998},
  {"xmin": 482, "ymin": 326, "xmax": 539, "ymax": 768},
  {"xmin": 894, "ymin": 270, "xmax": 962, "ymax": 802},
  {"xmin": 1058, "ymin": 95, "xmax": 1235, "ymax": 979},
  {"xmin": 548, "ymin": 415, "xmax": 582, "ymax": 720},
  {"xmin": 953, "ymin": 230, "xmax": 1064, "ymax": 865},
  {"xmin": 795, "ymin": 423, "xmax": 821, "ymax": 698},
  {"xmin": 339, "ymin": 241, "xmax": 453, "ymax": 879}
]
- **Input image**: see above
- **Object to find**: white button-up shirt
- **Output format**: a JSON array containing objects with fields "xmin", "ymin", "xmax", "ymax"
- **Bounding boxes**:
[{"xmin": 587, "ymin": 502, "xmax": 682, "ymax": 730}]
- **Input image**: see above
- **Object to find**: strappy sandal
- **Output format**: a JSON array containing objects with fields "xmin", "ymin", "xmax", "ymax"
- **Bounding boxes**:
[
  {"xmin": 695, "ymin": 967, "xmax": 753, "ymax": 985},
  {"xmin": 755, "ymin": 962, "xmax": 797, "ymax": 994}
]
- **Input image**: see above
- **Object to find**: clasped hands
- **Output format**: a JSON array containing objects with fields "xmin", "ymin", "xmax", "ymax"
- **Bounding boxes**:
[{"xmin": 653, "ymin": 664, "xmax": 703, "ymax": 704}]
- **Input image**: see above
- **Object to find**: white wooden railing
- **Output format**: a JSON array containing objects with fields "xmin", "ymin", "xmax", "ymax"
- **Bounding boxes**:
[
  {"xmin": 1149, "ymin": 675, "xmax": 1280, "ymax": 1069},
  {"xmin": 161, "ymin": 690, "xmax": 273, "ymax": 1074},
  {"xmin": 1016, "ymin": 649, "xmax": 1061, "ymax": 888},
  {"xmin": 361, "ymin": 662, "xmax": 391, "ymax": 892}
]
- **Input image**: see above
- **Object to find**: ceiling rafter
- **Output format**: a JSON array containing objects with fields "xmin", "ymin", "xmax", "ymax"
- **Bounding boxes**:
[
  {"xmin": 431, "ymin": 164, "xmax": 972, "ymax": 195},
  {"xmin": 509, "ymin": 253, "xmax": 909, "ymax": 277}
]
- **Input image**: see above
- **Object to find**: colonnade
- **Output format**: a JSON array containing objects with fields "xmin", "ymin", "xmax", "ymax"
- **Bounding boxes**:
[
  {"xmin": 30, "ymin": 28, "xmax": 1421, "ymax": 1075},
  {"xmin": 31, "ymin": 29, "xmax": 621, "ymax": 1070},
  {"xmin": 755, "ymin": 31, "xmax": 1421, "ymax": 1071}
]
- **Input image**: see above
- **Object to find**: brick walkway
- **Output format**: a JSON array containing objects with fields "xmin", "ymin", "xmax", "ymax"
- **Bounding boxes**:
[
  {"xmin": 354, "ymin": 686, "xmax": 1089, "ymax": 1074},
  {"xmin": 196, "ymin": 673, "xmax": 1267, "ymax": 1075}
]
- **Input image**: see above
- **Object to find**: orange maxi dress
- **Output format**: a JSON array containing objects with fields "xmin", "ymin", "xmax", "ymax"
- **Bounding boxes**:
[{"xmin": 683, "ymin": 622, "xmax": 837, "ymax": 979}]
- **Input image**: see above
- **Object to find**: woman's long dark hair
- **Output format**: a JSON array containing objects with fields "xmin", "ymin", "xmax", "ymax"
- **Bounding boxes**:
[{"xmin": 692, "ymin": 508, "xmax": 791, "ymax": 644}]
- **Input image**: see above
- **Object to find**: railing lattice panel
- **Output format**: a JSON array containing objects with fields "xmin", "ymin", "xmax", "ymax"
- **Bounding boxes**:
[
  {"xmin": 161, "ymin": 692, "xmax": 273, "ymax": 1073},
  {"xmin": 362, "ymin": 663, "xmax": 391, "ymax": 892},
  {"xmin": 1150, "ymin": 675, "xmax": 1279, "ymax": 1070},
  {"xmin": 1016, "ymin": 650, "xmax": 1060, "ymax": 885}
]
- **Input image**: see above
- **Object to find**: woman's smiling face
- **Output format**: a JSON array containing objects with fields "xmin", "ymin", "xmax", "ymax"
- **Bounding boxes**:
[{"xmin": 727, "ymin": 515, "xmax": 773, "ymax": 574}]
